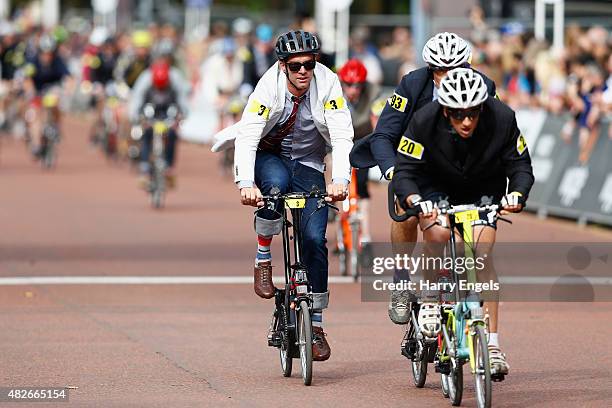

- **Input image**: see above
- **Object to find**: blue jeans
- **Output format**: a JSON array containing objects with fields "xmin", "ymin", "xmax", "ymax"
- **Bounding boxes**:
[
  {"xmin": 140, "ymin": 127, "xmax": 178, "ymax": 169},
  {"xmin": 254, "ymin": 151, "xmax": 329, "ymax": 299}
]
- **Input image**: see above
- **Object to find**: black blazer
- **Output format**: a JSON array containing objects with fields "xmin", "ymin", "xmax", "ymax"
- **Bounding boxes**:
[
  {"xmin": 349, "ymin": 66, "xmax": 496, "ymax": 173},
  {"xmin": 392, "ymin": 97, "xmax": 534, "ymax": 208}
]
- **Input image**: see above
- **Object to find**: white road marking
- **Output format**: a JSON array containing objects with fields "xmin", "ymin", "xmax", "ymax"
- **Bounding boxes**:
[
  {"xmin": 0, "ymin": 276, "xmax": 354, "ymax": 285},
  {"xmin": 0, "ymin": 276, "xmax": 610, "ymax": 285}
]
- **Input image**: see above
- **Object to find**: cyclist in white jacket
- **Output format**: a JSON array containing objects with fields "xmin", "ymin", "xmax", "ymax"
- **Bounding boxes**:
[{"xmin": 212, "ymin": 30, "xmax": 353, "ymax": 361}]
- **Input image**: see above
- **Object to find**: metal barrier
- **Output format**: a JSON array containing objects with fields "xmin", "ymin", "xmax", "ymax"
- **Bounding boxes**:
[{"xmin": 517, "ymin": 109, "xmax": 612, "ymax": 226}]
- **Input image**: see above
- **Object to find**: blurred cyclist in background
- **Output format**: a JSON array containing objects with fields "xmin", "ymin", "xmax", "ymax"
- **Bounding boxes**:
[
  {"xmin": 81, "ymin": 27, "xmax": 109, "ymax": 87},
  {"xmin": 200, "ymin": 37, "xmax": 244, "ymax": 132},
  {"xmin": 338, "ymin": 58, "xmax": 381, "ymax": 246},
  {"xmin": 23, "ymin": 34, "xmax": 72, "ymax": 159},
  {"xmin": 0, "ymin": 22, "xmax": 27, "ymax": 130},
  {"xmin": 239, "ymin": 21, "xmax": 276, "ymax": 92},
  {"xmin": 85, "ymin": 28, "xmax": 121, "ymax": 145},
  {"xmin": 118, "ymin": 30, "xmax": 153, "ymax": 89},
  {"xmin": 129, "ymin": 41, "xmax": 190, "ymax": 188}
]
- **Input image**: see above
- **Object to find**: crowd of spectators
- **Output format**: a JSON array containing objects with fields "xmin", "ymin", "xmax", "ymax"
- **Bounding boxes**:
[
  {"xmin": 188, "ymin": 12, "xmax": 610, "ymax": 160},
  {"xmin": 461, "ymin": 5, "xmax": 610, "ymax": 163},
  {"xmin": 4, "ymin": 3, "xmax": 609, "ymax": 153}
]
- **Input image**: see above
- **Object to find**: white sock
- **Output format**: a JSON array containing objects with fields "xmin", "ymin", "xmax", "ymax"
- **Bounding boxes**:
[
  {"xmin": 312, "ymin": 310, "xmax": 323, "ymax": 328},
  {"xmin": 488, "ymin": 332, "xmax": 499, "ymax": 347}
]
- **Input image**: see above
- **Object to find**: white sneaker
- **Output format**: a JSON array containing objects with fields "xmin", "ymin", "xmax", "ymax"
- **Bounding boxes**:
[
  {"xmin": 488, "ymin": 345, "xmax": 510, "ymax": 375},
  {"xmin": 418, "ymin": 302, "xmax": 441, "ymax": 338}
]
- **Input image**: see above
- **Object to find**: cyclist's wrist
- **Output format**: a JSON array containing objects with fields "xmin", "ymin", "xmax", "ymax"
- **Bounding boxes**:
[
  {"xmin": 331, "ymin": 178, "xmax": 349, "ymax": 186},
  {"xmin": 237, "ymin": 180, "xmax": 254, "ymax": 189},
  {"xmin": 384, "ymin": 166, "xmax": 394, "ymax": 180},
  {"xmin": 407, "ymin": 194, "xmax": 422, "ymax": 208}
]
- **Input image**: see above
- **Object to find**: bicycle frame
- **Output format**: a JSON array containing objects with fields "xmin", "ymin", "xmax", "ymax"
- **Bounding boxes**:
[
  {"xmin": 262, "ymin": 191, "xmax": 333, "ymax": 385},
  {"xmin": 442, "ymin": 206, "xmax": 492, "ymax": 369},
  {"xmin": 337, "ymin": 169, "xmax": 361, "ymax": 278},
  {"xmin": 279, "ymin": 194, "xmax": 315, "ymax": 305}
]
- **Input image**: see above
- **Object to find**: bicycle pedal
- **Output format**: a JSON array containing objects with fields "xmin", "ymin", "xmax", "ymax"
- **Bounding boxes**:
[
  {"xmin": 267, "ymin": 333, "xmax": 282, "ymax": 347},
  {"xmin": 435, "ymin": 361, "xmax": 451, "ymax": 374},
  {"xmin": 491, "ymin": 373, "xmax": 506, "ymax": 382},
  {"xmin": 402, "ymin": 339, "xmax": 417, "ymax": 360}
]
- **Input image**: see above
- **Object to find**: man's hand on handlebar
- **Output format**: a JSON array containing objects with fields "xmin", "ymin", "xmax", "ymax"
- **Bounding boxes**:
[
  {"xmin": 500, "ymin": 192, "xmax": 523, "ymax": 215},
  {"xmin": 406, "ymin": 194, "xmax": 437, "ymax": 219},
  {"xmin": 241, "ymin": 187, "xmax": 263, "ymax": 207},
  {"xmin": 325, "ymin": 183, "xmax": 348, "ymax": 202}
]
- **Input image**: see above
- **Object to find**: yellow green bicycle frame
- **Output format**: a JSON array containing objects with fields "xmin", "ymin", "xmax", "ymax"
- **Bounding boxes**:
[{"xmin": 451, "ymin": 209, "xmax": 486, "ymax": 373}]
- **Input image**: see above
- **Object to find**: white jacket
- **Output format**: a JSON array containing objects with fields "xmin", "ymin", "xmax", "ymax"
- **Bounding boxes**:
[{"xmin": 211, "ymin": 61, "xmax": 354, "ymax": 185}]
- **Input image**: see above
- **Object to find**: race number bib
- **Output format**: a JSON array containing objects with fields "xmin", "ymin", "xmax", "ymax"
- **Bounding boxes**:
[
  {"xmin": 387, "ymin": 92, "xmax": 408, "ymax": 112},
  {"xmin": 247, "ymin": 99, "xmax": 271, "ymax": 119},
  {"xmin": 517, "ymin": 134, "xmax": 528, "ymax": 155},
  {"xmin": 397, "ymin": 136, "xmax": 424, "ymax": 160},
  {"xmin": 324, "ymin": 96, "xmax": 346, "ymax": 110}
]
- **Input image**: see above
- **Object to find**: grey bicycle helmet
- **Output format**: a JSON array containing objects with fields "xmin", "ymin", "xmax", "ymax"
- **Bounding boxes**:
[
  {"xmin": 153, "ymin": 38, "xmax": 175, "ymax": 59},
  {"xmin": 39, "ymin": 34, "xmax": 57, "ymax": 53},
  {"xmin": 422, "ymin": 32, "xmax": 471, "ymax": 68},
  {"xmin": 275, "ymin": 30, "xmax": 320, "ymax": 61},
  {"xmin": 437, "ymin": 68, "xmax": 488, "ymax": 109}
]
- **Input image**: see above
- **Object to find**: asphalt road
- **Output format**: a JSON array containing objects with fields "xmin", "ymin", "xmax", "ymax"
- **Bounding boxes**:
[{"xmin": 1, "ymin": 116, "xmax": 611, "ymax": 407}]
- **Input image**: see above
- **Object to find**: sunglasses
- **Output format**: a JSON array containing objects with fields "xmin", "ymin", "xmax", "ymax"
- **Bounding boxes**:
[
  {"xmin": 286, "ymin": 60, "xmax": 316, "ymax": 72},
  {"xmin": 429, "ymin": 63, "xmax": 468, "ymax": 72},
  {"xmin": 429, "ymin": 65, "xmax": 451, "ymax": 72},
  {"xmin": 342, "ymin": 81, "xmax": 365, "ymax": 89},
  {"xmin": 447, "ymin": 106, "xmax": 482, "ymax": 121}
]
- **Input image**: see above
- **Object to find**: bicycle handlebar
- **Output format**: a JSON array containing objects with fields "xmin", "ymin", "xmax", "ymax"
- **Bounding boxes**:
[
  {"xmin": 387, "ymin": 183, "xmax": 511, "ymax": 224},
  {"xmin": 387, "ymin": 183, "xmax": 418, "ymax": 222},
  {"xmin": 256, "ymin": 187, "xmax": 338, "ymax": 215}
]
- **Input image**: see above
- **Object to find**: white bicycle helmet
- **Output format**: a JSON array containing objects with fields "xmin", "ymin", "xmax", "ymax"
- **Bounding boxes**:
[
  {"xmin": 89, "ymin": 26, "xmax": 109, "ymax": 47},
  {"xmin": 437, "ymin": 68, "xmax": 488, "ymax": 109},
  {"xmin": 422, "ymin": 32, "xmax": 471, "ymax": 68}
]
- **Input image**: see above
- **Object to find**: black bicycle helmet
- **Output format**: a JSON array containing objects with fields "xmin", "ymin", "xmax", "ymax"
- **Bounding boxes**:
[{"xmin": 275, "ymin": 30, "xmax": 320, "ymax": 61}]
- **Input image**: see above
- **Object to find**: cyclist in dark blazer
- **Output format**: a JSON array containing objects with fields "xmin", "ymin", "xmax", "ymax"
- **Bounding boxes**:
[
  {"xmin": 392, "ymin": 68, "xmax": 534, "ymax": 376},
  {"xmin": 350, "ymin": 32, "xmax": 497, "ymax": 325}
]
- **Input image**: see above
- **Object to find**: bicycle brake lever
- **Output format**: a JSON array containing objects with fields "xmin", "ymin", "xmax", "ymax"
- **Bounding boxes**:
[
  {"xmin": 497, "ymin": 216, "xmax": 513, "ymax": 224},
  {"xmin": 326, "ymin": 202, "xmax": 340, "ymax": 212}
]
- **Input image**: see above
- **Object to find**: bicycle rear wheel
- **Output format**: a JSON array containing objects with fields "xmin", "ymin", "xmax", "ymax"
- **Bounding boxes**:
[
  {"xmin": 297, "ymin": 300, "xmax": 313, "ymax": 386},
  {"xmin": 336, "ymin": 221, "xmax": 347, "ymax": 277},
  {"xmin": 473, "ymin": 324, "xmax": 492, "ymax": 408},
  {"xmin": 349, "ymin": 220, "xmax": 360, "ymax": 281}
]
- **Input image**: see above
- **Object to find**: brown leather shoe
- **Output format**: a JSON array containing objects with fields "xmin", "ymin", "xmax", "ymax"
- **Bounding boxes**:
[
  {"xmin": 312, "ymin": 326, "xmax": 331, "ymax": 361},
  {"xmin": 254, "ymin": 261, "xmax": 275, "ymax": 299}
]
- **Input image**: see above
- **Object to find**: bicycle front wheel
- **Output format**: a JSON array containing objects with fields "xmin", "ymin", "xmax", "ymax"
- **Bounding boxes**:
[
  {"xmin": 278, "ymin": 304, "xmax": 292, "ymax": 377},
  {"xmin": 441, "ymin": 372, "xmax": 450, "ymax": 397},
  {"xmin": 445, "ymin": 320, "xmax": 463, "ymax": 406},
  {"xmin": 297, "ymin": 300, "xmax": 313, "ymax": 386},
  {"xmin": 42, "ymin": 141, "xmax": 55, "ymax": 169},
  {"xmin": 473, "ymin": 324, "xmax": 492, "ymax": 408},
  {"xmin": 411, "ymin": 346, "xmax": 428, "ymax": 388}
]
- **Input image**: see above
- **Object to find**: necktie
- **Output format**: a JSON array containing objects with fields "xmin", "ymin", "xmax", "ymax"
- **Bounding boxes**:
[{"xmin": 258, "ymin": 95, "xmax": 303, "ymax": 154}]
